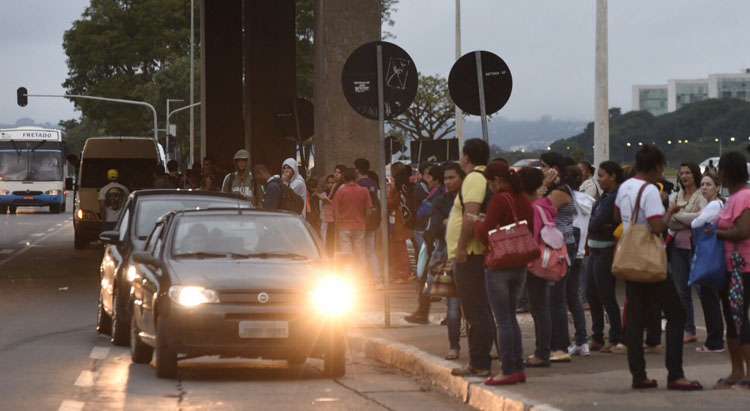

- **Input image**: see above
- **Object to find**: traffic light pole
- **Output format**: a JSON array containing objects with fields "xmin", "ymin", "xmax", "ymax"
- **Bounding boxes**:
[
  {"xmin": 167, "ymin": 102, "xmax": 202, "ymax": 164},
  {"xmin": 23, "ymin": 92, "xmax": 159, "ymax": 141}
]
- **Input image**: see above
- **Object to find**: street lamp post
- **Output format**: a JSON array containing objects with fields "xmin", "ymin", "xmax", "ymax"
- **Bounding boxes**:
[
  {"xmin": 167, "ymin": 102, "xmax": 202, "ymax": 166},
  {"xmin": 189, "ymin": 0, "xmax": 196, "ymax": 168},
  {"xmin": 594, "ymin": 0, "xmax": 610, "ymax": 167},
  {"xmin": 454, "ymin": 0, "xmax": 464, "ymax": 151}
]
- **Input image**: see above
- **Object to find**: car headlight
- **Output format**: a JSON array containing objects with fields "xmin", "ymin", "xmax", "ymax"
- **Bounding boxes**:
[
  {"xmin": 310, "ymin": 276, "xmax": 356, "ymax": 317},
  {"xmin": 126, "ymin": 265, "xmax": 138, "ymax": 282},
  {"xmin": 76, "ymin": 208, "xmax": 100, "ymax": 221},
  {"xmin": 168, "ymin": 286, "xmax": 219, "ymax": 307},
  {"xmin": 46, "ymin": 190, "xmax": 61, "ymax": 196},
  {"xmin": 0, "ymin": 189, "xmax": 9, "ymax": 195}
]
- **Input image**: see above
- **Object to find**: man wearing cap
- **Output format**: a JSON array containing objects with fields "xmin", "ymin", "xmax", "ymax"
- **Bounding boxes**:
[
  {"xmin": 221, "ymin": 149, "xmax": 255, "ymax": 203},
  {"xmin": 98, "ymin": 169, "xmax": 129, "ymax": 230}
]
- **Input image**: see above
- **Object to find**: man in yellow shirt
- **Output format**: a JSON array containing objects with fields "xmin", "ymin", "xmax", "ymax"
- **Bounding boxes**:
[{"xmin": 447, "ymin": 139, "xmax": 495, "ymax": 377}]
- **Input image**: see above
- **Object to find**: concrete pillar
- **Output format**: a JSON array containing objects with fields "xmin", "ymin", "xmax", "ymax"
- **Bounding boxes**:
[
  {"xmin": 313, "ymin": 0, "xmax": 380, "ymax": 176},
  {"xmin": 594, "ymin": 0, "xmax": 609, "ymax": 167},
  {"xmin": 201, "ymin": 0, "xmax": 244, "ymax": 172}
]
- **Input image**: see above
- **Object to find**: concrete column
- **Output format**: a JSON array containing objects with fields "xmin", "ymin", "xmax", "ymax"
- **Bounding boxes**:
[
  {"xmin": 201, "ymin": 0, "xmax": 244, "ymax": 172},
  {"xmin": 313, "ymin": 0, "xmax": 380, "ymax": 176},
  {"xmin": 594, "ymin": 0, "xmax": 609, "ymax": 167}
]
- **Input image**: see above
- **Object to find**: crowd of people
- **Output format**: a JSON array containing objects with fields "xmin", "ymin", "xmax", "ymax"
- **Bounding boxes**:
[{"xmin": 380, "ymin": 138, "xmax": 750, "ymax": 391}]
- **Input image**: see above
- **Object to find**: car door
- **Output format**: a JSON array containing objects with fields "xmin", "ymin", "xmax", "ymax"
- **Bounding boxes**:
[
  {"xmin": 141, "ymin": 219, "xmax": 171, "ymax": 336},
  {"xmin": 100, "ymin": 205, "xmax": 131, "ymax": 314},
  {"xmin": 132, "ymin": 221, "xmax": 164, "ymax": 337}
]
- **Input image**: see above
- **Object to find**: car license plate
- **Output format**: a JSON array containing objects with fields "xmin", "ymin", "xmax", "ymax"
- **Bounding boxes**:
[
  {"xmin": 238, "ymin": 321, "xmax": 288, "ymax": 339},
  {"xmin": 24, "ymin": 196, "xmax": 33, "ymax": 200}
]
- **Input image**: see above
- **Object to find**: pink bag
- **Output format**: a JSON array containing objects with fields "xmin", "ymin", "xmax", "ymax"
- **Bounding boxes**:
[{"xmin": 527, "ymin": 205, "xmax": 569, "ymax": 282}]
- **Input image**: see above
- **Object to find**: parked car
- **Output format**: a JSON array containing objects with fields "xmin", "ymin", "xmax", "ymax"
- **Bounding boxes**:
[
  {"xmin": 97, "ymin": 189, "xmax": 252, "ymax": 346},
  {"xmin": 128, "ymin": 208, "xmax": 354, "ymax": 378}
]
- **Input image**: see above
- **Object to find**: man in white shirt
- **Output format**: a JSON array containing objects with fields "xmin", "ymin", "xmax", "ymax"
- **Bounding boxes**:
[
  {"xmin": 98, "ymin": 169, "xmax": 129, "ymax": 230},
  {"xmin": 614, "ymin": 145, "xmax": 703, "ymax": 391}
]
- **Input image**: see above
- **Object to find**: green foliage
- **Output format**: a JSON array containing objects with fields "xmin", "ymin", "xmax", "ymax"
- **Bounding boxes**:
[
  {"xmin": 59, "ymin": 117, "xmax": 105, "ymax": 158},
  {"xmin": 388, "ymin": 73, "xmax": 456, "ymax": 141},
  {"xmin": 551, "ymin": 99, "xmax": 750, "ymax": 166}
]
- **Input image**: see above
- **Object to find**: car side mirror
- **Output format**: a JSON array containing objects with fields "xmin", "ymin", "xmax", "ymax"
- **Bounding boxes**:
[
  {"xmin": 65, "ymin": 177, "xmax": 75, "ymax": 191},
  {"xmin": 99, "ymin": 230, "xmax": 120, "ymax": 245},
  {"xmin": 132, "ymin": 251, "xmax": 161, "ymax": 269}
]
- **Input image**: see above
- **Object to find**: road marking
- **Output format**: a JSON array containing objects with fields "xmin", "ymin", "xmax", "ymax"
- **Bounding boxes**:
[
  {"xmin": 18, "ymin": 240, "xmax": 30, "ymax": 245},
  {"xmin": 47, "ymin": 228, "xmax": 56, "ymax": 232},
  {"xmin": 0, "ymin": 225, "xmax": 66, "ymax": 269},
  {"xmin": 31, "ymin": 233, "xmax": 45, "ymax": 237},
  {"xmin": 58, "ymin": 400, "xmax": 85, "ymax": 411},
  {"xmin": 74, "ymin": 370, "xmax": 96, "ymax": 387},
  {"xmin": 0, "ymin": 249, "xmax": 14, "ymax": 255},
  {"xmin": 89, "ymin": 346, "xmax": 110, "ymax": 360}
]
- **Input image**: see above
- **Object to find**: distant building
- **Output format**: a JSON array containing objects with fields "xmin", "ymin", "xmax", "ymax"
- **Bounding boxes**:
[
  {"xmin": 633, "ymin": 69, "xmax": 750, "ymax": 115},
  {"xmin": 632, "ymin": 85, "xmax": 668, "ymax": 116}
]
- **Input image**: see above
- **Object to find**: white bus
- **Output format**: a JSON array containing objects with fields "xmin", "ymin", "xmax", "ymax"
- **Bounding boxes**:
[{"xmin": 0, "ymin": 127, "xmax": 68, "ymax": 214}]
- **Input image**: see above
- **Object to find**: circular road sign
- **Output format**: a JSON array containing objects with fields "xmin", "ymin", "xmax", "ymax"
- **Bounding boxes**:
[
  {"xmin": 448, "ymin": 51, "xmax": 512, "ymax": 116},
  {"xmin": 341, "ymin": 41, "xmax": 418, "ymax": 121}
]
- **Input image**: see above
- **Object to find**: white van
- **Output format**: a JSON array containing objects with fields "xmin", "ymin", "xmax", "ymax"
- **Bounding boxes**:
[{"xmin": 73, "ymin": 137, "xmax": 165, "ymax": 249}]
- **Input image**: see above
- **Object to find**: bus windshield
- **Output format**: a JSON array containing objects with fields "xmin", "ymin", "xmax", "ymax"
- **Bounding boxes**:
[{"xmin": 0, "ymin": 149, "xmax": 63, "ymax": 181}]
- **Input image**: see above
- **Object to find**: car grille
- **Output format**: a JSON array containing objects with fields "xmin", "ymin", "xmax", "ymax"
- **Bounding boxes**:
[
  {"xmin": 218, "ymin": 290, "xmax": 300, "ymax": 306},
  {"xmin": 13, "ymin": 190, "xmax": 43, "ymax": 196}
]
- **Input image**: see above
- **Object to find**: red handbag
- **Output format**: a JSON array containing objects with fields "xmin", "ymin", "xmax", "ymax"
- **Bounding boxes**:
[{"xmin": 485, "ymin": 194, "xmax": 540, "ymax": 270}]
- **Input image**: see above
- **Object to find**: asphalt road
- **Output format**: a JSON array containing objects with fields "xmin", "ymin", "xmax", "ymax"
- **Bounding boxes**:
[{"xmin": 0, "ymin": 206, "xmax": 470, "ymax": 411}]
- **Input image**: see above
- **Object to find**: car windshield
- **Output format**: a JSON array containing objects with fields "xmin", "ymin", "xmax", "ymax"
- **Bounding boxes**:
[
  {"xmin": 80, "ymin": 158, "xmax": 158, "ymax": 189},
  {"xmin": 172, "ymin": 214, "xmax": 319, "ymax": 260},
  {"xmin": 135, "ymin": 198, "xmax": 249, "ymax": 238}
]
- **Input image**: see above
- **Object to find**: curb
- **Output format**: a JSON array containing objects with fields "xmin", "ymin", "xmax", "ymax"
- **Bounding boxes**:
[{"xmin": 348, "ymin": 334, "xmax": 561, "ymax": 411}]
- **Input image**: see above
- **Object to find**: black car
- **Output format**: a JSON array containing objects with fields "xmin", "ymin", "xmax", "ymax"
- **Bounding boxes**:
[
  {"xmin": 97, "ymin": 190, "xmax": 252, "ymax": 345},
  {"xmin": 128, "ymin": 208, "xmax": 354, "ymax": 379}
]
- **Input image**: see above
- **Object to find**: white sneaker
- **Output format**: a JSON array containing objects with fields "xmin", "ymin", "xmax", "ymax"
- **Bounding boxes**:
[{"xmin": 568, "ymin": 343, "xmax": 591, "ymax": 356}]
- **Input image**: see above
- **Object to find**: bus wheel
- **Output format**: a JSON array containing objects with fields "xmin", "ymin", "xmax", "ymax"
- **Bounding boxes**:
[
  {"xmin": 9, "ymin": 206, "xmax": 17, "ymax": 215},
  {"xmin": 0, "ymin": 206, "xmax": 6, "ymax": 214},
  {"xmin": 49, "ymin": 204, "xmax": 61, "ymax": 214}
]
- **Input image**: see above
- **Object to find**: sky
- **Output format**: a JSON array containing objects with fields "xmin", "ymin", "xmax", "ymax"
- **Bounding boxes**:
[{"xmin": 2, "ymin": 0, "xmax": 750, "ymax": 125}]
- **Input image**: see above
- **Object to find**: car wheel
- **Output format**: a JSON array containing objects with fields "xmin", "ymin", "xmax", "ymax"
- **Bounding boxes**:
[
  {"xmin": 110, "ymin": 285, "xmax": 130, "ymax": 346},
  {"xmin": 130, "ymin": 311, "xmax": 153, "ymax": 364},
  {"xmin": 323, "ymin": 337, "xmax": 346, "ymax": 378},
  {"xmin": 155, "ymin": 318, "xmax": 178, "ymax": 379},
  {"xmin": 74, "ymin": 231, "xmax": 86, "ymax": 250},
  {"xmin": 96, "ymin": 294, "xmax": 112, "ymax": 336}
]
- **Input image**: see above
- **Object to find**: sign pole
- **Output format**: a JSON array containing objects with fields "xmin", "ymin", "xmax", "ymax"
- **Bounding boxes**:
[
  {"xmin": 475, "ymin": 51, "xmax": 489, "ymax": 143},
  {"xmin": 376, "ymin": 44, "xmax": 391, "ymax": 328}
]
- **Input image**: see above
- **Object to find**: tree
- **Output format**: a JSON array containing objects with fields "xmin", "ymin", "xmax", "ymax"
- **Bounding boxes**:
[{"xmin": 388, "ymin": 74, "xmax": 456, "ymax": 141}]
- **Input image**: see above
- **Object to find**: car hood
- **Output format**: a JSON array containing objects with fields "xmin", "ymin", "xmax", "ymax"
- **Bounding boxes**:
[{"xmin": 166, "ymin": 259, "xmax": 321, "ymax": 290}]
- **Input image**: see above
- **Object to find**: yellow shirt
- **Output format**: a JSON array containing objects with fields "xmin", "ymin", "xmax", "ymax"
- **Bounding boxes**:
[{"xmin": 446, "ymin": 166, "xmax": 487, "ymax": 259}]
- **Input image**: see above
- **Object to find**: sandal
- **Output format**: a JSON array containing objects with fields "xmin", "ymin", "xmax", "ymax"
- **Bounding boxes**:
[
  {"xmin": 667, "ymin": 380, "xmax": 703, "ymax": 391},
  {"xmin": 714, "ymin": 377, "xmax": 739, "ymax": 389},
  {"xmin": 695, "ymin": 345, "xmax": 725, "ymax": 353},
  {"xmin": 525, "ymin": 355, "xmax": 550, "ymax": 368}
]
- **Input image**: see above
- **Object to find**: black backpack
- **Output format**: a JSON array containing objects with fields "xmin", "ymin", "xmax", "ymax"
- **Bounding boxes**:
[{"xmin": 279, "ymin": 184, "xmax": 305, "ymax": 214}]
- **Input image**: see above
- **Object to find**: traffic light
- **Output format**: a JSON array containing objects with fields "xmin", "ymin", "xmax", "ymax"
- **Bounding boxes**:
[{"xmin": 17, "ymin": 87, "xmax": 28, "ymax": 107}]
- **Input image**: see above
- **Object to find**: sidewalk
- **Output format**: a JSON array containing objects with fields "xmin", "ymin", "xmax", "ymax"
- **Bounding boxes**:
[{"xmin": 350, "ymin": 284, "xmax": 749, "ymax": 411}]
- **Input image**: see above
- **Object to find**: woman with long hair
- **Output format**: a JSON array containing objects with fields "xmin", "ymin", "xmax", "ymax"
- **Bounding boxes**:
[{"xmin": 666, "ymin": 162, "xmax": 706, "ymax": 343}]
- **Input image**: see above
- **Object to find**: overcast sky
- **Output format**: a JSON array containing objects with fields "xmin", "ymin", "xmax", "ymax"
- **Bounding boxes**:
[{"xmin": 2, "ymin": 0, "xmax": 750, "ymax": 125}]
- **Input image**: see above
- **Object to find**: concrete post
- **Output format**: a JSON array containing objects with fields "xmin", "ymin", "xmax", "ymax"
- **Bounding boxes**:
[
  {"xmin": 313, "ymin": 0, "xmax": 380, "ymax": 176},
  {"xmin": 594, "ymin": 0, "xmax": 609, "ymax": 167}
]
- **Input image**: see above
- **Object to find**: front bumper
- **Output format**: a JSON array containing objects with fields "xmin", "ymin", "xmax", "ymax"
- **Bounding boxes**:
[
  {"xmin": 0, "ymin": 194, "xmax": 64, "ymax": 207},
  {"xmin": 162, "ymin": 303, "xmax": 347, "ymax": 359}
]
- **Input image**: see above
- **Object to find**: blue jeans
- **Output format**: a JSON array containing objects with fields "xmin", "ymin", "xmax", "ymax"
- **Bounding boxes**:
[
  {"xmin": 454, "ymin": 255, "xmax": 495, "ymax": 370},
  {"xmin": 526, "ymin": 273, "xmax": 551, "ymax": 361},
  {"xmin": 446, "ymin": 297, "xmax": 461, "ymax": 350},
  {"xmin": 587, "ymin": 246, "xmax": 622, "ymax": 344},
  {"xmin": 669, "ymin": 245, "xmax": 696, "ymax": 335},
  {"xmin": 486, "ymin": 267, "xmax": 526, "ymax": 375}
]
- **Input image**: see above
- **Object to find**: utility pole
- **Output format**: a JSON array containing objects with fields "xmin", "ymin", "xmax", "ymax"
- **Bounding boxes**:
[
  {"xmin": 455, "ymin": 0, "xmax": 465, "ymax": 151},
  {"xmin": 594, "ymin": 0, "xmax": 610, "ymax": 167},
  {"xmin": 167, "ymin": 102, "xmax": 201, "ymax": 165},
  {"xmin": 189, "ymin": 0, "xmax": 196, "ymax": 168}
]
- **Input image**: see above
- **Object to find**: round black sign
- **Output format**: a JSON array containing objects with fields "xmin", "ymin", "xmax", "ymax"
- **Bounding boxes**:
[
  {"xmin": 448, "ymin": 51, "xmax": 512, "ymax": 116},
  {"xmin": 341, "ymin": 41, "xmax": 418, "ymax": 121}
]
